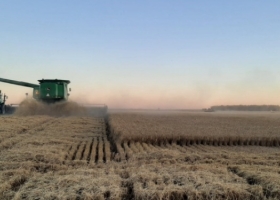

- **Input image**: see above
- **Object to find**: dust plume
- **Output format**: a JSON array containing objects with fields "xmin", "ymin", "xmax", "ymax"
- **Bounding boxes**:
[{"xmin": 15, "ymin": 99, "xmax": 87, "ymax": 117}]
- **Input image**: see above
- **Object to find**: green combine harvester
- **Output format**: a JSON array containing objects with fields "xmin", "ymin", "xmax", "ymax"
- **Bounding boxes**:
[
  {"xmin": 0, "ymin": 90, "xmax": 8, "ymax": 114},
  {"xmin": 0, "ymin": 77, "xmax": 107, "ymax": 116},
  {"xmin": 0, "ymin": 77, "xmax": 70, "ymax": 103}
]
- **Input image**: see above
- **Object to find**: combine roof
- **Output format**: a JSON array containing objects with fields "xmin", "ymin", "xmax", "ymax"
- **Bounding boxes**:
[{"xmin": 38, "ymin": 79, "xmax": 70, "ymax": 84}]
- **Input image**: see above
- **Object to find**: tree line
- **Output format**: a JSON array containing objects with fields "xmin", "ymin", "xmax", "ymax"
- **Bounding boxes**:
[{"xmin": 208, "ymin": 105, "xmax": 280, "ymax": 111}]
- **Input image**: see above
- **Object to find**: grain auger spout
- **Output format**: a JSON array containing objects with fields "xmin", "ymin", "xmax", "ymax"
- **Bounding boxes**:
[{"xmin": 0, "ymin": 77, "xmax": 71, "ymax": 103}]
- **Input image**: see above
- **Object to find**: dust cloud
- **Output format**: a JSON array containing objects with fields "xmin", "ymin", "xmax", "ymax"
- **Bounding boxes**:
[{"xmin": 15, "ymin": 99, "xmax": 87, "ymax": 117}]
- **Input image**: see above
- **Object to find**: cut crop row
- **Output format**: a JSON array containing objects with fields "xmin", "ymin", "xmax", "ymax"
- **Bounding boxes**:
[{"xmin": 65, "ymin": 137, "xmax": 112, "ymax": 164}]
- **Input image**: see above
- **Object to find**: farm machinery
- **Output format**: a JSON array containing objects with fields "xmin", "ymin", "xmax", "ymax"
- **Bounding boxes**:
[
  {"xmin": 0, "ymin": 90, "xmax": 8, "ymax": 114},
  {"xmin": 0, "ymin": 77, "xmax": 71, "ymax": 103},
  {"xmin": 0, "ymin": 77, "xmax": 107, "ymax": 116}
]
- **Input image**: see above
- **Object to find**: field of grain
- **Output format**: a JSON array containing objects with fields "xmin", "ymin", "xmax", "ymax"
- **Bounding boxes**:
[
  {"xmin": 109, "ymin": 111, "xmax": 280, "ymax": 146},
  {"xmin": 0, "ymin": 111, "xmax": 280, "ymax": 199}
]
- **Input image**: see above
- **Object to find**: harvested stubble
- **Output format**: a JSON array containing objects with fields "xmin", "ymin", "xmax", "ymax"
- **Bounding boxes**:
[
  {"xmin": 135, "ymin": 142, "xmax": 145, "ymax": 153},
  {"xmin": 83, "ymin": 141, "xmax": 91, "ymax": 161},
  {"xmin": 115, "ymin": 143, "xmax": 126, "ymax": 161},
  {"xmin": 73, "ymin": 142, "xmax": 83, "ymax": 160},
  {"xmin": 12, "ymin": 169, "xmax": 123, "ymax": 200},
  {"xmin": 104, "ymin": 138, "xmax": 112, "ymax": 163},
  {"xmin": 123, "ymin": 142, "xmax": 133, "ymax": 159},
  {"xmin": 141, "ymin": 142, "xmax": 153, "ymax": 152},
  {"xmin": 123, "ymin": 160, "xmax": 265, "ymax": 200},
  {"xmin": 90, "ymin": 138, "xmax": 98, "ymax": 165},
  {"xmin": 67, "ymin": 143, "xmax": 79, "ymax": 160},
  {"xmin": 0, "ymin": 116, "xmax": 52, "ymax": 150},
  {"xmin": 228, "ymin": 165, "xmax": 280, "ymax": 198},
  {"xmin": 109, "ymin": 112, "xmax": 280, "ymax": 147},
  {"xmin": 1, "ymin": 112, "xmax": 280, "ymax": 199},
  {"xmin": 129, "ymin": 142, "xmax": 139, "ymax": 153},
  {"xmin": 98, "ymin": 137, "xmax": 104, "ymax": 164},
  {"xmin": 0, "ymin": 115, "xmax": 115, "ymax": 199}
]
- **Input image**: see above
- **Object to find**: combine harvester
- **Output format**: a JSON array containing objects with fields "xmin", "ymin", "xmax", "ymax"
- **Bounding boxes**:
[
  {"xmin": 0, "ymin": 90, "xmax": 8, "ymax": 114},
  {"xmin": 0, "ymin": 77, "xmax": 107, "ymax": 116},
  {"xmin": 0, "ymin": 90, "xmax": 17, "ymax": 114}
]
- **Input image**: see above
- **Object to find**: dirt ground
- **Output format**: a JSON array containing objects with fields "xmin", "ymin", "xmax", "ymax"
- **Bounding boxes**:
[{"xmin": 0, "ymin": 111, "xmax": 279, "ymax": 200}]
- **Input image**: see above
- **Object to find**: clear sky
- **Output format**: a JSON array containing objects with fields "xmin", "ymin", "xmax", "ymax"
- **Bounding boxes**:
[{"xmin": 0, "ymin": 1, "xmax": 280, "ymax": 109}]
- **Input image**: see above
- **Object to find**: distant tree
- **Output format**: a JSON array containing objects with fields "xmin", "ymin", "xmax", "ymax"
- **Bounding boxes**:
[{"xmin": 209, "ymin": 105, "xmax": 280, "ymax": 111}]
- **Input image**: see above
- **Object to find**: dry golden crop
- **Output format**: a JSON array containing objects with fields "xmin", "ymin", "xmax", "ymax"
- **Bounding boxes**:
[
  {"xmin": 109, "ymin": 111, "xmax": 280, "ymax": 146},
  {"xmin": 0, "ymin": 111, "xmax": 280, "ymax": 199}
]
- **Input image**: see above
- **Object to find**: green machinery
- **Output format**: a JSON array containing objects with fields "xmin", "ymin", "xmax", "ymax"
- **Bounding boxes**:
[
  {"xmin": 0, "ymin": 77, "xmax": 108, "ymax": 116},
  {"xmin": 0, "ymin": 78, "xmax": 71, "ymax": 103},
  {"xmin": 0, "ymin": 90, "xmax": 8, "ymax": 114}
]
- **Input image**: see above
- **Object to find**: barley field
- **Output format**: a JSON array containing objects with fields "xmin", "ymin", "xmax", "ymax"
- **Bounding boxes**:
[{"xmin": 0, "ymin": 111, "xmax": 280, "ymax": 199}]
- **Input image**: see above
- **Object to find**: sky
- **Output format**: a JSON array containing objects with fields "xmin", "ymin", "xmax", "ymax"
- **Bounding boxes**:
[{"xmin": 0, "ymin": 0, "xmax": 280, "ymax": 109}]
